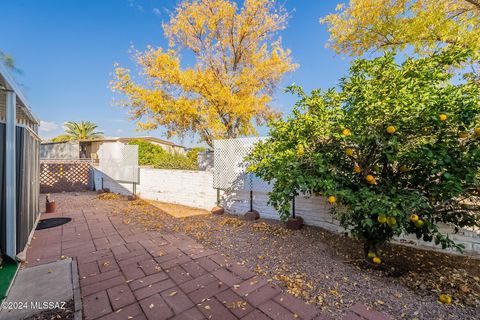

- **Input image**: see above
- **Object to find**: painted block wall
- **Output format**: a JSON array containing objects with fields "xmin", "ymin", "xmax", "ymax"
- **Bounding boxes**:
[
  {"xmin": 94, "ymin": 167, "xmax": 217, "ymax": 210},
  {"xmin": 93, "ymin": 168, "xmax": 480, "ymax": 255}
]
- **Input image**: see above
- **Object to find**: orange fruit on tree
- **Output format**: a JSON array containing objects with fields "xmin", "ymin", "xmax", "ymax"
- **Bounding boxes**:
[
  {"xmin": 367, "ymin": 252, "xmax": 376, "ymax": 258},
  {"xmin": 415, "ymin": 220, "xmax": 424, "ymax": 228},
  {"xmin": 386, "ymin": 125, "xmax": 396, "ymax": 134},
  {"xmin": 410, "ymin": 214, "xmax": 419, "ymax": 222},
  {"xmin": 342, "ymin": 128, "xmax": 351, "ymax": 136},
  {"xmin": 365, "ymin": 175, "xmax": 376, "ymax": 184},
  {"xmin": 439, "ymin": 114, "xmax": 447, "ymax": 121},
  {"xmin": 377, "ymin": 215, "xmax": 387, "ymax": 224},
  {"xmin": 475, "ymin": 128, "xmax": 480, "ymax": 136},
  {"xmin": 327, "ymin": 196, "xmax": 336, "ymax": 204},
  {"xmin": 387, "ymin": 217, "xmax": 397, "ymax": 226},
  {"xmin": 399, "ymin": 165, "xmax": 408, "ymax": 173},
  {"xmin": 372, "ymin": 257, "xmax": 381, "ymax": 264},
  {"xmin": 345, "ymin": 148, "xmax": 354, "ymax": 156},
  {"xmin": 354, "ymin": 165, "xmax": 362, "ymax": 173}
]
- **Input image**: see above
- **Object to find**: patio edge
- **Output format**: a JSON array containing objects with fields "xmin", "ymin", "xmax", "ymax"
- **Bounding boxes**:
[{"xmin": 71, "ymin": 259, "xmax": 82, "ymax": 320}]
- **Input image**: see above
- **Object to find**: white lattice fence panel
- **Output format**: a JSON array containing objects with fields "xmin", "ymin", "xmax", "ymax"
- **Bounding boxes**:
[
  {"xmin": 213, "ymin": 137, "xmax": 271, "ymax": 192},
  {"xmin": 99, "ymin": 144, "xmax": 139, "ymax": 183}
]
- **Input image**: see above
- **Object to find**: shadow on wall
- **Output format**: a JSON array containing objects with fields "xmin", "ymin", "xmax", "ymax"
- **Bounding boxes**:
[
  {"xmin": 92, "ymin": 168, "xmax": 134, "ymax": 196},
  {"xmin": 218, "ymin": 171, "xmax": 251, "ymax": 212}
]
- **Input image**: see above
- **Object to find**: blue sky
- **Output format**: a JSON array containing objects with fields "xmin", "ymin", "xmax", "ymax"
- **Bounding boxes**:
[{"xmin": 0, "ymin": 0, "xmax": 351, "ymax": 147}]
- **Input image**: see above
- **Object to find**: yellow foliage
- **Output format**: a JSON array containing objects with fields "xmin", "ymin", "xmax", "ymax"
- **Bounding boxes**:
[
  {"xmin": 321, "ymin": 0, "xmax": 480, "ymax": 57},
  {"xmin": 112, "ymin": 0, "xmax": 297, "ymax": 147}
]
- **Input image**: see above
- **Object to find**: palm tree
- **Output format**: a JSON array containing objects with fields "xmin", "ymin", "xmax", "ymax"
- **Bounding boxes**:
[{"xmin": 54, "ymin": 121, "xmax": 104, "ymax": 141}]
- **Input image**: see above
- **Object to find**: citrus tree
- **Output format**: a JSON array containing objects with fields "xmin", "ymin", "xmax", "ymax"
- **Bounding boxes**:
[{"xmin": 247, "ymin": 48, "xmax": 480, "ymax": 262}]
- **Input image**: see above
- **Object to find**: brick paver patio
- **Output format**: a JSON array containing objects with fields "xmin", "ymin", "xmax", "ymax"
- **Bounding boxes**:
[{"xmin": 25, "ymin": 193, "xmax": 332, "ymax": 320}]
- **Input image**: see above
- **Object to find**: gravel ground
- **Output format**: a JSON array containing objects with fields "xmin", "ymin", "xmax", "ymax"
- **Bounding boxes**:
[
  {"xmin": 96, "ymin": 194, "xmax": 479, "ymax": 320},
  {"xmin": 24, "ymin": 300, "xmax": 74, "ymax": 320}
]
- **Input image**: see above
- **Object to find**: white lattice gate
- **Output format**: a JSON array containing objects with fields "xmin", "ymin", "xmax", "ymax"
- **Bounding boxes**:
[
  {"xmin": 98, "ymin": 144, "xmax": 139, "ymax": 184},
  {"xmin": 213, "ymin": 137, "xmax": 271, "ymax": 192}
]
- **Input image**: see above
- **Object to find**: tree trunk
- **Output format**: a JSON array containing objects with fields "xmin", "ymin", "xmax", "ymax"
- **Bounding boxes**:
[{"xmin": 363, "ymin": 239, "xmax": 378, "ymax": 261}]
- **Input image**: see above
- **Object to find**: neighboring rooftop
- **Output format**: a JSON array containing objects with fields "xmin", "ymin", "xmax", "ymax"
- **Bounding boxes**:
[{"xmin": 41, "ymin": 135, "xmax": 185, "ymax": 148}]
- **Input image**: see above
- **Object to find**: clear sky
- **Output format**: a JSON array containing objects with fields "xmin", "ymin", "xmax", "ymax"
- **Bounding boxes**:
[{"xmin": 0, "ymin": 0, "xmax": 351, "ymax": 147}]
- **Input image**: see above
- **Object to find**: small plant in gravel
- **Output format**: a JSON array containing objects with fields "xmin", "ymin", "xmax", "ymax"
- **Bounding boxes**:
[{"xmin": 247, "ymin": 47, "xmax": 480, "ymax": 262}]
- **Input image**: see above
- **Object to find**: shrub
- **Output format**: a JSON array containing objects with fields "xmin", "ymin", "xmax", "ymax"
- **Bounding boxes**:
[
  {"xmin": 128, "ymin": 140, "xmax": 198, "ymax": 170},
  {"xmin": 186, "ymin": 147, "xmax": 206, "ymax": 164},
  {"xmin": 247, "ymin": 48, "xmax": 480, "ymax": 260}
]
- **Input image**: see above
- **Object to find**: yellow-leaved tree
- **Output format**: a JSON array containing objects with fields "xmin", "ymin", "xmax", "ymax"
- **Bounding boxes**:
[
  {"xmin": 321, "ymin": 0, "xmax": 480, "ymax": 55},
  {"xmin": 112, "ymin": 0, "xmax": 297, "ymax": 147}
]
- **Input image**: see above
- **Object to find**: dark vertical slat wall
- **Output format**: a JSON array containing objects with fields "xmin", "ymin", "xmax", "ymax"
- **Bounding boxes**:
[
  {"xmin": 15, "ymin": 127, "xmax": 40, "ymax": 252},
  {"xmin": 0, "ymin": 123, "xmax": 6, "ymax": 254},
  {"xmin": 0, "ymin": 124, "xmax": 40, "ymax": 256}
]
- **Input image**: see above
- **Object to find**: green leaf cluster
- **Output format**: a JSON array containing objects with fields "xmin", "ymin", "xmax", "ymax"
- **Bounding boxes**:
[{"xmin": 128, "ymin": 140, "xmax": 198, "ymax": 170}]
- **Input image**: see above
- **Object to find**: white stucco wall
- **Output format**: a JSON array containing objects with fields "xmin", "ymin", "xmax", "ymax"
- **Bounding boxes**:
[
  {"xmin": 93, "ymin": 168, "xmax": 480, "ymax": 255},
  {"xmin": 40, "ymin": 141, "xmax": 79, "ymax": 159}
]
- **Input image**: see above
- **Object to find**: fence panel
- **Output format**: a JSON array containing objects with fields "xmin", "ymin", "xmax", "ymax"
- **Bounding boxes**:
[
  {"xmin": 98, "ymin": 144, "xmax": 139, "ymax": 183},
  {"xmin": 213, "ymin": 137, "xmax": 271, "ymax": 192},
  {"xmin": 40, "ymin": 159, "xmax": 92, "ymax": 193}
]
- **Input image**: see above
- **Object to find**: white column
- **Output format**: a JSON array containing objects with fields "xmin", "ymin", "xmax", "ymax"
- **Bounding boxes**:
[{"xmin": 5, "ymin": 90, "xmax": 16, "ymax": 258}]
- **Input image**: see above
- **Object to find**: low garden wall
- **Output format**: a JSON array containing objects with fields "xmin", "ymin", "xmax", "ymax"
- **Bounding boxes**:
[
  {"xmin": 94, "ymin": 167, "xmax": 217, "ymax": 210},
  {"xmin": 93, "ymin": 167, "xmax": 480, "ymax": 255}
]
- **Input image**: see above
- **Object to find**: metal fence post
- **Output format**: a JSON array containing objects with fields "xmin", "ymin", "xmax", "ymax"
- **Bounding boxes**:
[
  {"xmin": 292, "ymin": 195, "xmax": 296, "ymax": 219},
  {"xmin": 5, "ymin": 90, "xmax": 16, "ymax": 258}
]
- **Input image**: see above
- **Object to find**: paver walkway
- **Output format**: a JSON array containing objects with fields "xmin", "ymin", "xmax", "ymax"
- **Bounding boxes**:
[{"xmin": 25, "ymin": 193, "xmax": 332, "ymax": 320}]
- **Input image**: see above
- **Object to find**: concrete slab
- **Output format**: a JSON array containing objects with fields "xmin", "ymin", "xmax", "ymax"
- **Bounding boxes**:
[{"xmin": 0, "ymin": 258, "xmax": 74, "ymax": 320}]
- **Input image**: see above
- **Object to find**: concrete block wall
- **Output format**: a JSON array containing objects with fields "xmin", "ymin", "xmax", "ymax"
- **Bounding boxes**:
[
  {"xmin": 135, "ymin": 168, "xmax": 217, "ymax": 210},
  {"xmin": 94, "ymin": 167, "xmax": 217, "ymax": 210},
  {"xmin": 93, "ymin": 168, "xmax": 134, "ymax": 195},
  {"xmin": 93, "ymin": 167, "xmax": 480, "ymax": 255}
]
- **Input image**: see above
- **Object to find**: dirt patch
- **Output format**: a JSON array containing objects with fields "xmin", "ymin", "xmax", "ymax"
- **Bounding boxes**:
[
  {"xmin": 96, "ymin": 195, "xmax": 480, "ymax": 319},
  {"xmin": 146, "ymin": 200, "xmax": 210, "ymax": 218}
]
